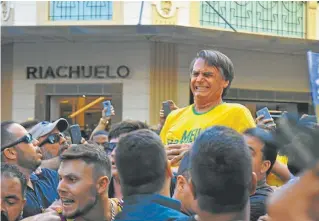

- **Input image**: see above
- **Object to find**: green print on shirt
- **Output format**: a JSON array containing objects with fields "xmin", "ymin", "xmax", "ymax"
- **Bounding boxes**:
[{"xmin": 180, "ymin": 128, "xmax": 202, "ymax": 144}]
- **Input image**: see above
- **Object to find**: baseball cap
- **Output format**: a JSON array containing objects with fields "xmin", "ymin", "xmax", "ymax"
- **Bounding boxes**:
[{"xmin": 29, "ymin": 118, "xmax": 69, "ymax": 140}]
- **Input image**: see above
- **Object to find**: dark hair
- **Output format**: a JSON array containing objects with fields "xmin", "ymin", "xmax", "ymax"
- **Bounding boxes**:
[
  {"xmin": 190, "ymin": 126, "xmax": 252, "ymax": 214},
  {"xmin": 189, "ymin": 50, "xmax": 234, "ymax": 97},
  {"xmin": 244, "ymin": 128, "xmax": 278, "ymax": 175},
  {"xmin": 20, "ymin": 120, "xmax": 40, "ymax": 130},
  {"xmin": 92, "ymin": 130, "xmax": 109, "ymax": 137},
  {"xmin": 108, "ymin": 120, "xmax": 149, "ymax": 140},
  {"xmin": 1, "ymin": 121, "xmax": 18, "ymax": 149},
  {"xmin": 115, "ymin": 129, "xmax": 167, "ymax": 196},
  {"xmin": 177, "ymin": 151, "xmax": 191, "ymax": 179},
  {"xmin": 60, "ymin": 143, "xmax": 111, "ymax": 180},
  {"xmin": 1, "ymin": 163, "xmax": 27, "ymax": 197}
]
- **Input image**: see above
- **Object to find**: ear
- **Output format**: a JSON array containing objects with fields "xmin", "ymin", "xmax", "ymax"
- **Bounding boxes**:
[
  {"xmin": 176, "ymin": 175, "xmax": 187, "ymax": 192},
  {"xmin": 223, "ymin": 80, "xmax": 229, "ymax": 89},
  {"xmin": 3, "ymin": 147, "xmax": 17, "ymax": 160},
  {"xmin": 166, "ymin": 161, "xmax": 173, "ymax": 179},
  {"xmin": 261, "ymin": 160, "xmax": 271, "ymax": 174},
  {"xmin": 96, "ymin": 176, "xmax": 109, "ymax": 195},
  {"xmin": 250, "ymin": 172, "xmax": 257, "ymax": 195}
]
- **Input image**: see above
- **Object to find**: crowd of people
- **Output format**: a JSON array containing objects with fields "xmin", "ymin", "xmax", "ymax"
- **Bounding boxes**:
[{"xmin": 1, "ymin": 50, "xmax": 319, "ymax": 221}]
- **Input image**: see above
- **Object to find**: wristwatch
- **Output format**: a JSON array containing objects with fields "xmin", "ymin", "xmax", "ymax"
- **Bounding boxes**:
[{"xmin": 100, "ymin": 118, "xmax": 109, "ymax": 126}]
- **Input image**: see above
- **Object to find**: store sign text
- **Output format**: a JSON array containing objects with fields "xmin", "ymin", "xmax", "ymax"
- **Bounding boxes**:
[{"xmin": 26, "ymin": 65, "xmax": 130, "ymax": 79}]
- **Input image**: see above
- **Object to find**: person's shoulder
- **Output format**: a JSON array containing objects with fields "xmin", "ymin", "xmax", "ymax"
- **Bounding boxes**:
[
  {"xmin": 167, "ymin": 105, "xmax": 193, "ymax": 119},
  {"xmin": 37, "ymin": 168, "xmax": 59, "ymax": 180},
  {"xmin": 222, "ymin": 102, "xmax": 249, "ymax": 111}
]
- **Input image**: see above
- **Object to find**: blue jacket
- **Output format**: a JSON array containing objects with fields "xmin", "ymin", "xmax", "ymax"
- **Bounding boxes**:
[
  {"xmin": 115, "ymin": 194, "xmax": 187, "ymax": 221},
  {"xmin": 23, "ymin": 168, "xmax": 59, "ymax": 218}
]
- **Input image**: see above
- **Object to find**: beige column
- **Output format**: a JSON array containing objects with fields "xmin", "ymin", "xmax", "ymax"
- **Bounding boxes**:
[
  {"xmin": 149, "ymin": 42, "xmax": 178, "ymax": 126},
  {"xmin": 306, "ymin": 1, "xmax": 318, "ymax": 40}
]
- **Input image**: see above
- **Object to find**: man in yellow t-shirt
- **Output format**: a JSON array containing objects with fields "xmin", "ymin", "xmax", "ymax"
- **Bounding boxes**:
[
  {"xmin": 160, "ymin": 50, "xmax": 256, "ymax": 167},
  {"xmin": 160, "ymin": 102, "xmax": 255, "ymax": 145}
]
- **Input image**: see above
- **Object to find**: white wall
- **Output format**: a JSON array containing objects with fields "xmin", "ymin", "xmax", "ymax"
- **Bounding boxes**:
[
  {"xmin": 177, "ymin": 44, "xmax": 310, "ymax": 106},
  {"xmin": 12, "ymin": 42, "xmax": 150, "ymax": 122},
  {"xmin": 317, "ymin": 7, "xmax": 319, "ymax": 40},
  {"xmin": 12, "ymin": 1, "xmax": 37, "ymax": 26},
  {"xmin": 124, "ymin": 1, "xmax": 152, "ymax": 25}
]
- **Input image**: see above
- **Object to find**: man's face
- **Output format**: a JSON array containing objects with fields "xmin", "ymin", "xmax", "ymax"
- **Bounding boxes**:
[
  {"xmin": 1, "ymin": 176, "xmax": 26, "ymax": 221},
  {"xmin": 7, "ymin": 124, "xmax": 42, "ymax": 171},
  {"xmin": 38, "ymin": 128, "xmax": 69, "ymax": 159},
  {"xmin": 93, "ymin": 135, "xmax": 108, "ymax": 146},
  {"xmin": 58, "ymin": 160, "xmax": 98, "ymax": 219},
  {"xmin": 190, "ymin": 58, "xmax": 229, "ymax": 100},
  {"xmin": 173, "ymin": 174, "xmax": 196, "ymax": 216},
  {"xmin": 244, "ymin": 135, "xmax": 269, "ymax": 182}
]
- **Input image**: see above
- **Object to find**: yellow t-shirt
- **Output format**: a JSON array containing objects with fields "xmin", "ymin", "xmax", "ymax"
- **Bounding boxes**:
[
  {"xmin": 160, "ymin": 103, "xmax": 256, "ymax": 145},
  {"xmin": 267, "ymin": 155, "xmax": 289, "ymax": 187}
]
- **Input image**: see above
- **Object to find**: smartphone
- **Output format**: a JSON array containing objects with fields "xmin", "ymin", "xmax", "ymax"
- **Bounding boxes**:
[
  {"xmin": 256, "ymin": 107, "xmax": 272, "ymax": 120},
  {"xmin": 69, "ymin": 124, "xmax": 82, "ymax": 144},
  {"xmin": 102, "ymin": 101, "xmax": 112, "ymax": 117},
  {"xmin": 163, "ymin": 101, "xmax": 171, "ymax": 118}
]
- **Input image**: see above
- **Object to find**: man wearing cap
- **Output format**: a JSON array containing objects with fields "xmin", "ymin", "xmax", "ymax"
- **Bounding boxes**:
[{"xmin": 29, "ymin": 118, "xmax": 70, "ymax": 171}]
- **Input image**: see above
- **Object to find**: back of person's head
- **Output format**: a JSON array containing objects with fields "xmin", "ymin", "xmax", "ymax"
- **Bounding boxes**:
[
  {"xmin": 1, "ymin": 163, "xmax": 27, "ymax": 196},
  {"xmin": 1, "ymin": 121, "xmax": 18, "ymax": 150},
  {"xmin": 60, "ymin": 143, "xmax": 111, "ymax": 180},
  {"xmin": 190, "ymin": 50, "xmax": 234, "ymax": 97},
  {"xmin": 20, "ymin": 120, "xmax": 40, "ymax": 131},
  {"xmin": 190, "ymin": 126, "xmax": 252, "ymax": 215},
  {"xmin": 115, "ymin": 129, "xmax": 167, "ymax": 196},
  {"xmin": 108, "ymin": 120, "xmax": 149, "ymax": 141},
  {"xmin": 244, "ymin": 127, "xmax": 278, "ymax": 175}
]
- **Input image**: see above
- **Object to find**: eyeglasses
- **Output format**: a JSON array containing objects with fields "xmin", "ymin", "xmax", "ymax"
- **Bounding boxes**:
[
  {"xmin": 39, "ymin": 133, "xmax": 64, "ymax": 147},
  {"xmin": 104, "ymin": 142, "xmax": 117, "ymax": 155},
  {"xmin": 1, "ymin": 133, "xmax": 34, "ymax": 151}
]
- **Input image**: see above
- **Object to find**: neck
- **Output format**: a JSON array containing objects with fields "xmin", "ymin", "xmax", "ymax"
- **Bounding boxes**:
[
  {"xmin": 194, "ymin": 97, "xmax": 223, "ymax": 113},
  {"xmin": 197, "ymin": 202, "xmax": 249, "ymax": 221},
  {"xmin": 159, "ymin": 177, "xmax": 171, "ymax": 197},
  {"xmin": 79, "ymin": 195, "xmax": 110, "ymax": 221},
  {"xmin": 15, "ymin": 165, "xmax": 32, "ymax": 180},
  {"xmin": 113, "ymin": 178, "xmax": 123, "ymax": 199},
  {"xmin": 257, "ymin": 177, "xmax": 267, "ymax": 188}
]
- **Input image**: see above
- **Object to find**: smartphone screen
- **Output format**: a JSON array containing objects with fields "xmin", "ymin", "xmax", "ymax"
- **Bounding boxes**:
[
  {"xmin": 102, "ymin": 101, "xmax": 112, "ymax": 117},
  {"xmin": 256, "ymin": 107, "xmax": 272, "ymax": 120},
  {"xmin": 69, "ymin": 124, "xmax": 82, "ymax": 144},
  {"xmin": 163, "ymin": 102, "xmax": 171, "ymax": 118}
]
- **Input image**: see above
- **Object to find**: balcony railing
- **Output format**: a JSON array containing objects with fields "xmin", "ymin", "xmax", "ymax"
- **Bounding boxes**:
[
  {"xmin": 49, "ymin": 1, "xmax": 113, "ymax": 21},
  {"xmin": 200, "ymin": 1, "xmax": 306, "ymax": 38}
]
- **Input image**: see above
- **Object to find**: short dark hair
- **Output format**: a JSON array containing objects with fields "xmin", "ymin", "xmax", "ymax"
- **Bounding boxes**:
[
  {"xmin": 115, "ymin": 129, "xmax": 167, "ymax": 196},
  {"xmin": 108, "ymin": 120, "xmax": 149, "ymax": 140},
  {"xmin": 60, "ymin": 143, "xmax": 111, "ymax": 180},
  {"xmin": 20, "ymin": 120, "xmax": 40, "ymax": 130},
  {"xmin": 244, "ymin": 128, "xmax": 278, "ymax": 175},
  {"xmin": 190, "ymin": 50, "xmax": 234, "ymax": 97},
  {"xmin": 190, "ymin": 126, "xmax": 252, "ymax": 214},
  {"xmin": 1, "ymin": 163, "xmax": 27, "ymax": 197},
  {"xmin": 177, "ymin": 151, "xmax": 191, "ymax": 179},
  {"xmin": 1, "ymin": 121, "xmax": 18, "ymax": 149}
]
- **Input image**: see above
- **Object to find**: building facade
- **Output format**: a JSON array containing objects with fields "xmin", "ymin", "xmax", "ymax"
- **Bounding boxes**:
[{"xmin": 1, "ymin": 1, "xmax": 319, "ymax": 129}]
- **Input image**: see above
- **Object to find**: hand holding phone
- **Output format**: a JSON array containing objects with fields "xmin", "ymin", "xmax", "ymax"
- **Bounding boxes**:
[
  {"xmin": 69, "ymin": 124, "xmax": 82, "ymax": 144},
  {"xmin": 256, "ymin": 107, "xmax": 272, "ymax": 120},
  {"xmin": 162, "ymin": 101, "xmax": 171, "ymax": 118},
  {"xmin": 102, "ymin": 101, "xmax": 112, "ymax": 117}
]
